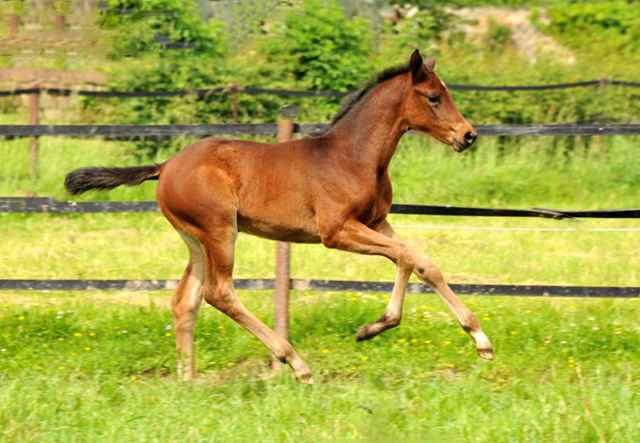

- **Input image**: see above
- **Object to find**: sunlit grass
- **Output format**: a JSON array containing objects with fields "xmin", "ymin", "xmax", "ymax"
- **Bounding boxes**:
[
  {"xmin": 1, "ymin": 212, "xmax": 638, "ymax": 287},
  {"xmin": 1, "ymin": 292, "xmax": 640, "ymax": 442}
]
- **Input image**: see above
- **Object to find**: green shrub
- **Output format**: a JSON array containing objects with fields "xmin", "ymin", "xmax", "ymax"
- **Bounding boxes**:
[
  {"xmin": 85, "ymin": 0, "xmax": 229, "ymax": 157},
  {"xmin": 261, "ymin": 0, "xmax": 373, "ymax": 92},
  {"xmin": 485, "ymin": 19, "xmax": 513, "ymax": 52},
  {"xmin": 99, "ymin": 0, "xmax": 226, "ymax": 59},
  {"xmin": 541, "ymin": 1, "xmax": 640, "ymax": 57}
]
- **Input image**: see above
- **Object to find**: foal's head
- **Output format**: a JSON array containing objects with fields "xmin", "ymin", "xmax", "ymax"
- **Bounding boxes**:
[{"xmin": 404, "ymin": 50, "xmax": 477, "ymax": 152}]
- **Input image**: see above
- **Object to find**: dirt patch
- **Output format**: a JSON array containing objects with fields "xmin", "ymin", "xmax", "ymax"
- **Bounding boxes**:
[{"xmin": 448, "ymin": 6, "xmax": 575, "ymax": 65}]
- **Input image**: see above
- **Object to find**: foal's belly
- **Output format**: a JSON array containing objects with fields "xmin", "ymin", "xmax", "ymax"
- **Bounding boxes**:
[{"xmin": 237, "ymin": 215, "xmax": 322, "ymax": 244}]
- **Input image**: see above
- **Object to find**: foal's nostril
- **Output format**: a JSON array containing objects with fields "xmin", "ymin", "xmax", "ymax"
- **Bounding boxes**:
[{"xmin": 464, "ymin": 131, "xmax": 477, "ymax": 145}]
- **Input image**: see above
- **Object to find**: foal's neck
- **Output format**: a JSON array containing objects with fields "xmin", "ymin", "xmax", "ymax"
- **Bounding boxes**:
[{"xmin": 327, "ymin": 74, "xmax": 409, "ymax": 171}]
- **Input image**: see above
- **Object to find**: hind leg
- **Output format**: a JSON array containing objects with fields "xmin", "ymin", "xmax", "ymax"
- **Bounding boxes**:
[
  {"xmin": 172, "ymin": 232, "xmax": 205, "ymax": 381},
  {"xmin": 200, "ymin": 221, "xmax": 314, "ymax": 383}
]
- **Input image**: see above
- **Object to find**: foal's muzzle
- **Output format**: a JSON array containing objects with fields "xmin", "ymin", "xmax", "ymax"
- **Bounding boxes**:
[{"xmin": 454, "ymin": 130, "xmax": 478, "ymax": 152}]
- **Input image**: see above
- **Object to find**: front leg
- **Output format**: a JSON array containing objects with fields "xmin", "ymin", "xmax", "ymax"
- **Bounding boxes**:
[
  {"xmin": 318, "ymin": 218, "xmax": 416, "ymax": 341},
  {"xmin": 356, "ymin": 263, "xmax": 412, "ymax": 341},
  {"xmin": 373, "ymin": 220, "xmax": 494, "ymax": 360}
]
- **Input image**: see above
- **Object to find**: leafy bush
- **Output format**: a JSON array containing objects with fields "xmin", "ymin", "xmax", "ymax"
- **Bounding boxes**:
[
  {"xmin": 85, "ymin": 0, "xmax": 229, "ymax": 157},
  {"xmin": 485, "ymin": 19, "xmax": 513, "ymax": 52},
  {"xmin": 261, "ymin": 0, "xmax": 373, "ymax": 92},
  {"xmin": 539, "ymin": 1, "xmax": 640, "ymax": 57},
  {"xmin": 84, "ymin": 0, "xmax": 377, "ymax": 156},
  {"xmin": 99, "ymin": 0, "xmax": 226, "ymax": 59}
]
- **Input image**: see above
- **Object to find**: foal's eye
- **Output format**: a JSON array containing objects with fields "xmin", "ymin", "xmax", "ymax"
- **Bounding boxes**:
[{"xmin": 427, "ymin": 96, "xmax": 441, "ymax": 104}]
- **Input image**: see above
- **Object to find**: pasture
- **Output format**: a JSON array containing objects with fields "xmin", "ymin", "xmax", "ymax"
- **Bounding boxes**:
[
  {"xmin": 2, "ymin": 291, "xmax": 640, "ymax": 441},
  {"xmin": 2, "ymin": 0, "xmax": 640, "ymax": 440},
  {"xmin": 1, "ymin": 133, "xmax": 640, "ymax": 441}
]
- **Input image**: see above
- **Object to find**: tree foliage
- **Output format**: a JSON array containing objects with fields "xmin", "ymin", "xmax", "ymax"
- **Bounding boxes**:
[{"xmin": 261, "ymin": 0, "xmax": 373, "ymax": 92}]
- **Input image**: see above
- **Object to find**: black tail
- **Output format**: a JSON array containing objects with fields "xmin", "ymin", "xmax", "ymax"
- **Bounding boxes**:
[{"xmin": 64, "ymin": 164, "xmax": 161, "ymax": 196}]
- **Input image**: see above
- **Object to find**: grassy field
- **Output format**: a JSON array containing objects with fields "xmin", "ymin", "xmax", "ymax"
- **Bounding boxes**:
[
  {"xmin": 2, "ymin": 291, "xmax": 640, "ymax": 442},
  {"xmin": 1, "ymin": 133, "xmax": 639, "ymax": 441}
]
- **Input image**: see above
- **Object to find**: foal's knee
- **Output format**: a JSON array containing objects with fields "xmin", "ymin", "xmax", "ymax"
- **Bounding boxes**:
[{"xmin": 395, "ymin": 244, "xmax": 416, "ymax": 271}]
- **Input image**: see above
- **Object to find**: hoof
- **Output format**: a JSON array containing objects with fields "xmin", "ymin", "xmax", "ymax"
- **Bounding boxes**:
[
  {"xmin": 356, "ymin": 324, "xmax": 374, "ymax": 342},
  {"xmin": 477, "ymin": 348, "xmax": 494, "ymax": 361},
  {"xmin": 298, "ymin": 372, "xmax": 314, "ymax": 385}
]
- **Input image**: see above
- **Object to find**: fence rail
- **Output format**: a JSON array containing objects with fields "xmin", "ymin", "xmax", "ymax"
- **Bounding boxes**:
[
  {"xmin": 1, "ymin": 279, "xmax": 638, "ymax": 298},
  {"xmin": 2, "ymin": 124, "xmax": 640, "ymax": 138},
  {"xmin": 2, "ymin": 197, "xmax": 640, "ymax": 219},
  {"xmin": 1, "ymin": 79, "xmax": 640, "ymax": 98}
]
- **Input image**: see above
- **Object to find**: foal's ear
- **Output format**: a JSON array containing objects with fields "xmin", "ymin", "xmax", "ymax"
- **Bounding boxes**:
[
  {"xmin": 409, "ymin": 49, "xmax": 427, "ymax": 84},
  {"xmin": 425, "ymin": 54, "xmax": 436, "ymax": 72}
]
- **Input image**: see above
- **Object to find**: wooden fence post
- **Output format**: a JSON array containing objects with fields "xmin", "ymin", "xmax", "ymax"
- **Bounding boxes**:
[
  {"xmin": 29, "ymin": 84, "xmax": 40, "ymax": 180},
  {"xmin": 55, "ymin": 15, "xmax": 65, "ymax": 31},
  {"xmin": 9, "ymin": 15, "xmax": 19, "ymax": 37},
  {"xmin": 271, "ymin": 105, "xmax": 298, "ymax": 369}
]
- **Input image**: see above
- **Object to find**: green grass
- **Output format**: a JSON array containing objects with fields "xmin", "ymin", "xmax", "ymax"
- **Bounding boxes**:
[
  {"xmin": 2, "ymin": 292, "xmax": 640, "ymax": 442},
  {"xmin": 1, "ymin": 212, "xmax": 639, "ymax": 287}
]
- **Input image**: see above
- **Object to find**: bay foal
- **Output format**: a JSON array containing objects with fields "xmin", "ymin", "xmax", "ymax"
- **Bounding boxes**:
[{"xmin": 65, "ymin": 50, "xmax": 493, "ymax": 383}]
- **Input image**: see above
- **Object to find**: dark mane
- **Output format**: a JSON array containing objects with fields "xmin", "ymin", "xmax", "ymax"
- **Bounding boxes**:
[{"xmin": 329, "ymin": 62, "xmax": 410, "ymax": 128}]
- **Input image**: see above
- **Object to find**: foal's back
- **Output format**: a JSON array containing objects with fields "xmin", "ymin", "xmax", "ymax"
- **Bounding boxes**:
[{"xmin": 156, "ymin": 136, "xmax": 331, "ymax": 243}]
